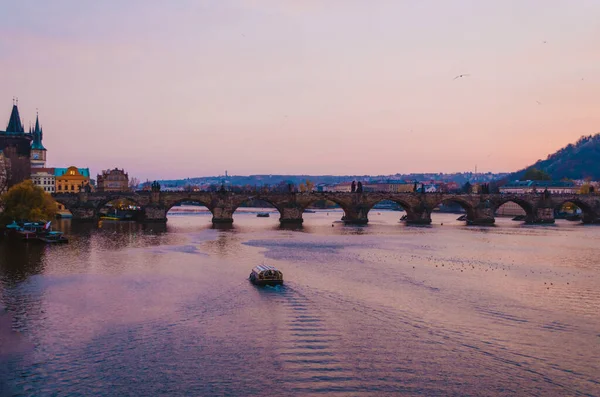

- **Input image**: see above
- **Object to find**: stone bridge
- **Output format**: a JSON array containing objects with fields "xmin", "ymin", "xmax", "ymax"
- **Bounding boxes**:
[{"xmin": 51, "ymin": 190, "xmax": 600, "ymax": 226}]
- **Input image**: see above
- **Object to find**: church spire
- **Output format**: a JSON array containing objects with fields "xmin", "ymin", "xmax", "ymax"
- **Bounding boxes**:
[
  {"xmin": 6, "ymin": 102, "xmax": 24, "ymax": 133},
  {"xmin": 31, "ymin": 112, "xmax": 46, "ymax": 150}
]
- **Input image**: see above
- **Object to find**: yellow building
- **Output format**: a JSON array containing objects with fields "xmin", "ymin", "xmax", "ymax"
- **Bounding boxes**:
[{"xmin": 55, "ymin": 166, "xmax": 91, "ymax": 193}]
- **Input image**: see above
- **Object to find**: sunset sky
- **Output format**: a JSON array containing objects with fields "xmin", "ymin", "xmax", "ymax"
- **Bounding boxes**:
[{"xmin": 1, "ymin": 0, "xmax": 599, "ymax": 180}]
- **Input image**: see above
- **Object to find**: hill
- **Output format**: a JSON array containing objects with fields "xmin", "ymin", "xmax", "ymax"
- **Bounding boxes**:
[{"xmin": 508, "ymin": 134, "xmax": 600, "ymax": 181}]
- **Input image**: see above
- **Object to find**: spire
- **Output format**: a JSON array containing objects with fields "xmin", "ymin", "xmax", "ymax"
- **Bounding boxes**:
[
  {"xmin": 31, "ymin": 111, "xmax": 46, "ymax": 150},
  {"xmin": 6, "ymin": 103, "xmax": 24, "ymax": 133}
]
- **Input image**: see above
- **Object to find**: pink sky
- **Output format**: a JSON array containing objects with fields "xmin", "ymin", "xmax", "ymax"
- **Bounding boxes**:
[{"xmin": 1, "ymin": 0, "xmax": 599, "ymax": 181}]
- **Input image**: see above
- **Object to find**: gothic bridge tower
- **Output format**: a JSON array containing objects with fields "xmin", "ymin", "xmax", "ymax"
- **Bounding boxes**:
[{"xmin": 30, "ymin": 112, "xmax": 47, "ymax": 168}]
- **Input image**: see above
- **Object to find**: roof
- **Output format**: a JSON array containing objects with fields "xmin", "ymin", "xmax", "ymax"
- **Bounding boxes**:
[
  {"xmin": 54, "ymin": 167, "xmax": 90, "ymax": 178},
  {"xmin": 31, "ymin": 114, "xmax": 45, "ymax": 150},
  {"xmin": 31, "ymin": 167, "xmax": 55, "ymax": 175},
  {"xmin": 5, "ymin": 104, "xmax": 24, "ymax": 133},
  {"xmin": 503, "ymin": 180, "xmax": 576, "ymax": 188},
  {"xmin": 252, "ymin": 264, "xmax": 280, "ymax": 273}
]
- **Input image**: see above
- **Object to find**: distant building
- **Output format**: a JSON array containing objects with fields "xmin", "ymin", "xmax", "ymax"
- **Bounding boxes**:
[
  {"xmin": 97, "ymin": 168, "xmax": 129, "ymax": 192},
  {"xmin": 330, "ymin": 182, "xmax": 353, "ymax": 192},
  {"xmin": 31, "ymin": 167, "xmax": 55, "ymax": 193},
  {"xmin": 55, "ymin": 166, "xmax": 91, "ymax": 192},
  {"xmin": 499, "ymin": 180, "xmax": 577, "ymax": 194},
  {"xmin": 362, "ymin": 180, "xmax": 414, "ymax": 193}
]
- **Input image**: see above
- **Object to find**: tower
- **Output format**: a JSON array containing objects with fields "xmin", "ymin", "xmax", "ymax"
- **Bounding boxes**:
[
  {"xmin": 0, "ymin": 100, "xmax": 32, "ymax": 187},
  {"xmin": 30, "ymin": 112, "xmax": 46, "ymax": 168}
]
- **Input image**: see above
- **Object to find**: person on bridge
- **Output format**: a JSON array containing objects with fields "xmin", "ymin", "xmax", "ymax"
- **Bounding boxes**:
[{"xmin": 351, "ymin": 181, "xmax": 356, "ymax": 193}]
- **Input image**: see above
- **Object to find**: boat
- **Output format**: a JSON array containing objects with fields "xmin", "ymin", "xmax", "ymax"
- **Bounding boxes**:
[
  {"xmin": 5, "ymin": 221, "xmax": 21, "ymax": 231},
  {"xmin": 249, "ymin": 264, "xmax": 283, "ymax": 286},
  {"xmin": 456, "ymin": 214, "xmax": 467, "ymax": 221},
  {"xmin": 100, "ymin": 216, "xmax": 121, "ymax": 221},
  {"xmin": 565, "ymin": 214, "xmax": 581, "ymax": 222},
  {"xmin": 17, "ymin": 222, "xmax": 47, "ymax": 240},
  {"xmin": 256, "ymin": 212, "xmax": 270, "ymax": 218},
  {"xmin": 304, "ymin": 209, "xmax": 316, "ymax": 213},
  {"xmin": 512, "ymin": 215, "xmax": 526, "ymax": 221},
  {"xmin": 37, "ymin": 231, "xmax": 68, "ymax": 244},
  {"xmin": 400, "ymin": 215, "xmax": 407, "ymax": 221}
]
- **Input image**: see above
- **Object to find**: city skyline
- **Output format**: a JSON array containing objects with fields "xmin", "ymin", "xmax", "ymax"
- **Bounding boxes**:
[{"xmin": 1, "ymin": 0, "xmax": 599, "ymax": 181}]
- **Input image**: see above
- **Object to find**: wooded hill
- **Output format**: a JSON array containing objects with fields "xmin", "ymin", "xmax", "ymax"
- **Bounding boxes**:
[{"xmin": 508, "ymin": 134, "xmax": 600, "ymax": 181}]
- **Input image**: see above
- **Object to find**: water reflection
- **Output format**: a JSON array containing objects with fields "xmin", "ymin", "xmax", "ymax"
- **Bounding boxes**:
[
  {"xmin": 0, "ymin": 213, "xmax": 599, "ymax": 396},
  {"xmin": 0, "ymin": 241, "xmax": 47, "ymax": 285}
]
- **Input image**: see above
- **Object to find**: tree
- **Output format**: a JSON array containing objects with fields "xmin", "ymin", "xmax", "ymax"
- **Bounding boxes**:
[
  {"xmin": 299, "ymin": 183, "xmax": 307, "ymax": 192},
  {"xmin": 305, "ymin": 179, "xmax": 314, "ymax": 192},
  {"xmin": 579, "ymin": 184, "xmax": 591, "ymax": 194},
  {"xmin": 523, "ymin": 168, "xmax": 552, "ymax": 181},
  {"xmin": 129, "ymin": 177, "xmax": 140, "ymax": 191},
  {"xmin": 0, "ymin": 180, "xmax": 57, "ymax": 222}
]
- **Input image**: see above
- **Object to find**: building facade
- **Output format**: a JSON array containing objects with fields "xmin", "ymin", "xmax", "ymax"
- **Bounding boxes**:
[
  {"xmin": 499, "ymin": 180, "xmax": 577, "ymax": 194},
  {"xmin": 363, "ymin": 181, "xmax": 415, "ymax": 193},
  {"xmin": 0, "ymin": 150, "xmax": 7, "ymax": 194},
  {"xmin": 31, "ymin": 167, "xmax": 55, "ymax": 193},
  {"xmin": 96, "ymin": 168, "xmax": 129, "ymax": 192},
  {"xmin": 55, "ymin": 167, "xmax": 91, "ymax": 193},
  {"xmin": 0, "ymin": 103, "xmax": 32, "ymax": 187}
]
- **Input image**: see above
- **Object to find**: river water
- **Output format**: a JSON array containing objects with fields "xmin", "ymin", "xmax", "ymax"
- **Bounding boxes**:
[{"xmin": 0, "ymin": 209, "xmax": 599, "ymax": 396}]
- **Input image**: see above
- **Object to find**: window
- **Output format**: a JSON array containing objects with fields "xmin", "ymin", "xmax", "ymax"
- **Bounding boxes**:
[
  {"xmin": 71, "ymin": 185, "xmax": 75, "ymax": 191},
  {"xmin": 58, "ymin": 185, "xmax": 61, "ymax": 191}
]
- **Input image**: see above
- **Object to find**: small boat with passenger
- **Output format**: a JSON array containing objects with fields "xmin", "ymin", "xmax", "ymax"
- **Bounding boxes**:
[
  {"xmin": 256, "ymin": 212, "xmax": 270, "ymax": 218},
  {"xmin": 249, "ymin": 264, "xmax": 283, "ymax": 286}
]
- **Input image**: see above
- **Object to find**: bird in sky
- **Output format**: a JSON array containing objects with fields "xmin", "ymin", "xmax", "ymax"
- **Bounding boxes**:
[
  {"xmin": 543, "ymin": 40, "xmax": 547, "ymax": 44},
  {"xmin": 536, "ymin": 101, "xmax": 542, "ymax": 105},
  {"xmin": 453, "ymin": 74, "xmax": 470, "ymax": 80}
]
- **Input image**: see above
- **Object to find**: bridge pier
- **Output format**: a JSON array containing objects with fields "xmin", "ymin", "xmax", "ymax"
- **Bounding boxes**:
[
  {"xmin": 582, "ymin": 212, "xmax": 600, "ymax": 224},
  {"xmin": 279, "ymin": 207, "xmax": 304, "ymax": 224},
  {"xmin": 341, "ymin": 206, "xmax": 369, "ymax": 225},
  {"xmin": 526, "ymin": 207, "xmax": 555, "ymax": 224},
  {"xmin": 404, "ymin": 210, "xmax": 432, "ymax": 225},
  {"xmin": 70, "ymin": 207, "xmax": 97, "ymax": 221},
  {"xmin": 467, "ymin": 202, "xmax": 496, "ymax": 225},
  {"xmin": 142, "ymin": 206, "xmax": 168, "ymax": 223},
  {"xmin": 211, "ymin": 206, "xmax": 234, "ymax": 224}
]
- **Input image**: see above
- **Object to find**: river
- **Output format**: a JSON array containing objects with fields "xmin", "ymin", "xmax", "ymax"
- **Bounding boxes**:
[{"xmin": 1, "ymin": 209, "xmax": 599, "ymax": 396}]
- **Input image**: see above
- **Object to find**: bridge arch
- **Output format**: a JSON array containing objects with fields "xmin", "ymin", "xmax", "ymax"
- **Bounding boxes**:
[
  {"xmin": 429, "ymin": 196, "xmax": 477, "ymax": 221},
  {"xmin": 301, "ymin": 194, "xmax": 356, "ymax": 221},
  {"xmin": 553, "ymin": 197, "xmax": 600, "ymax": 223},
  {"xmin": 492, "ymin": 196, "xmax": 536, "ymax": 220},
  {"xmin": 94, "ymin": 195, "xmax": 145, "ymax": 212},
  {"xmin": 363, "ymin": 196, "xmax": 417, "ymax": 220},
  {"xmin": 231, "ymin": 196, "xmax": 284, "ymax": 218}
]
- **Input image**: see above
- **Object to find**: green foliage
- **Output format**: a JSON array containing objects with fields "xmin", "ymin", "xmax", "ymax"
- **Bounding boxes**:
[
  {"xmin": 509, "ymin": 133, "xmax": 600, "ymax": 180},
  {"xmin": 523, "ymin": 168, "xmax": 552, "ymax": 181},
  {"xmin": 0, "ymin": 180, "xmax": 57, "ymax": 223}
]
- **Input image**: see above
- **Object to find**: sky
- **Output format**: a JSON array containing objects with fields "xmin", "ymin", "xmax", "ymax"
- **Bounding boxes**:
[{"xmin": 1, "ymin": 0, "xmax": 599, "ymax": 181}]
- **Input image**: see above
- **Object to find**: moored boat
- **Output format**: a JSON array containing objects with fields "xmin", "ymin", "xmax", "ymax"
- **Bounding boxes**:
[
  {"xmin": 257, "ymin": 212, "xmax": 270, "ymax": 218},
  {"xmin": 37, "ymin": 231, "xmax": 68, "ymax": 244},
  {"xmin": 249, "ymin": 264, "xmax": 283, "ymax": 286}
]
